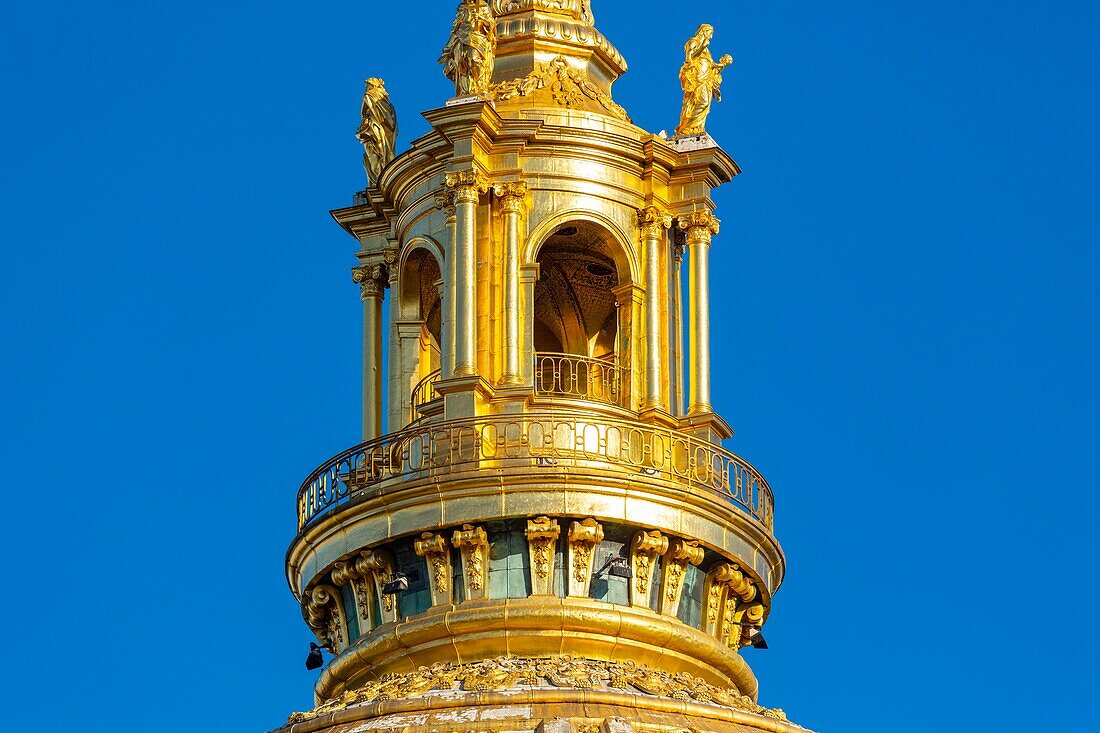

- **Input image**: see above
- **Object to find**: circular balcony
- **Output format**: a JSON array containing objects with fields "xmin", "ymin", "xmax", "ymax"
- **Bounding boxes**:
[{"xmin": 296, "ymin": 413, "xmax": 774, "ymax": 535}]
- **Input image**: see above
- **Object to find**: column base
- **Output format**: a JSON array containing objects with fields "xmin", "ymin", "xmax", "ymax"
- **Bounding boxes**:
[{"xmin": 680, "ymin": 409, "xmax": 734, "ymax": 445}]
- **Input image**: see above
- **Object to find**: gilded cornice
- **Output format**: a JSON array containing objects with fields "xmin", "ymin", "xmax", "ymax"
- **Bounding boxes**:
[
  {"xmin": 494, "ymin": 12, "xmax": 626, "ymax": 76},
  {"xmin": 491, "ymin": 0, "xmax": 593, "ymax": 23}
]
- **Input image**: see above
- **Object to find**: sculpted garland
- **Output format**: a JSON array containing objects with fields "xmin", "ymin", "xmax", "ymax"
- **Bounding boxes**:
[{"xmin": 287, "ymin": 657, "xmax": 791, "ymax": 724}]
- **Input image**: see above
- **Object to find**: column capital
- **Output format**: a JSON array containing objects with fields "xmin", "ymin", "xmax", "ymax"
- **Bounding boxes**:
[
  {"xmin": 493, "ymin": 180, "xmax": 529, "ymax": 213},
  {"xmin": 445, "ymin": 169, "xmax": 490, "ymax": 203},
  {"xmin": 638, "ymin": 205, "xmax": 673, "ymax": 240},
  {"xmin": 434, "ymin": 188, "xmax": 457, "ymax": 217},
  {"xmin": 352, "ymin": 263, "xmax": 389, "ymax": 300},
  {"xmin": 679, "ymin": 210, "xmax": 721, "ymax": 241}
]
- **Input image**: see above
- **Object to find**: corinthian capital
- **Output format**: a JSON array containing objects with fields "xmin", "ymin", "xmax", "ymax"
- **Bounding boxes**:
[
  {"xmin": 679, "ymin": 210, "xmax": 721, "ymax": 241},
  {"xmin": 352, "ymin": 263, "xmax": 389, "ymax": 299},
  {"xmin": 493, "ymin": 180, "xmax": 529, "ymax": 213},
  {"xmin": 638, "ymin": 206, "xmax": 673, "ymax": 240},
  {"xmin": 444, "ymin": 169, "xmax": 490, "ymax": 202}
]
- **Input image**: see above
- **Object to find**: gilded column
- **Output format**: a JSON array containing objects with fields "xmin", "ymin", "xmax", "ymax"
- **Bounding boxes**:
[
  {"xmin": 680, "ymin": 211, "xmax": 721, "ymax": 415},
  {"xmin": 445, "ymin": 170, "xmax": 489, "ymax": 377},
  {"xmin": 353, "ymin": 262, "xmax": 389, "ymax": 440},
  {"xmin": 639, "ymin": 206, "xmax": 672, "ymax": 411},
  {"xmin": 435, "ymin": 190, "xmax": 457, "ymax": 378},
  {"xmin": 493, "ymin": 181, "xmax": 528, "ymax": 386},
  {"xmin": 671, "ymin": 241, "xmax": 686, "ymax": 416}
]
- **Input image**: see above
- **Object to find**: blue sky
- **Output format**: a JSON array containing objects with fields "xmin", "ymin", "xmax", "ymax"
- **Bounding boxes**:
[{"xmin": 1, "ymin": 1, "xmax": 1097, "ymax": 731}]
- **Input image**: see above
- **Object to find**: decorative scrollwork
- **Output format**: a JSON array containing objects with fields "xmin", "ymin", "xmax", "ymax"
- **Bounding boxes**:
[
  {"xmin": 287, "ymin": 657, "xmax": 792, "ymax": 724},
  {"xmin": 526, "ymin": 516, "xmax": 561, "ymax": 593},
  {"xmin": 491, "ymin": 56, "xmax": 631, "ymax": 122},
  {"xmin": 452, "ymin": 524, "xmax": 489, "ymax": 595}
]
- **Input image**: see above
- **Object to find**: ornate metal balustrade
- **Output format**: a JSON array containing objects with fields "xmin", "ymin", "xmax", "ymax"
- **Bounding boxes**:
[
  {"xmin": 296, "ymin": 413, "xmax": 774, "ymax": 534},
  {"xmin": 409, "ymin": 369, "xmax": 442, "ymax": 422},
  {"xmin": 533, "ymin": 352, "xmax": 629, "ymax": 409}
]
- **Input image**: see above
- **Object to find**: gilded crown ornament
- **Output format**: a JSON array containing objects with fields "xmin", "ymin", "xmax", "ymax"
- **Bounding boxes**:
[{"xmin": 273, "ymin": 3, "xmax": 814, "ymax": 733}]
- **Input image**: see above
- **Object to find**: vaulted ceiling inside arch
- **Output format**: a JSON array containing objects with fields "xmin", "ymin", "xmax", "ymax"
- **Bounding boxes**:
[{"xmin": 534, "ymin": 222, "xmax": 619, "ymax": 358}]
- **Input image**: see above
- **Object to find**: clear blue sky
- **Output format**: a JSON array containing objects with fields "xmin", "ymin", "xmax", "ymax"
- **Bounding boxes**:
[{"xmin": 1, "ymin": 1, "xmax": 1097, "ymax": 731}]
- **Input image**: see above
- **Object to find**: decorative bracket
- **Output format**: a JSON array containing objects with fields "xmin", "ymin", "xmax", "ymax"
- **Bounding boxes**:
[
  {"xmin": 414, "ymin": 532, "xmax": 452, "ymax": 607},
  {"xmin": 658, "ymin": 539, "xmax": 705, "ymax": 616},
  {"xmin": 567, "ymin": 518, "xmax": 604, "ymax": 597},
  {"xmin": 304, "ymin": 585, "xmax": 346, "ymax": 653},
  {"xmin": 525, "ymin": 516, "xmax": 561, "ymax": 595},
  {"xmin": 452, "ymin": 524, "xmax": 490, "ymax": 601},
  {"xmin": 630, "ymin": 530, "xmax": 670, "ymax": 607}
]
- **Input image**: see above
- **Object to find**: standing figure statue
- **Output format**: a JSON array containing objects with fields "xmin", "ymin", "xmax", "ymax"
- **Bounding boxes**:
[
  {"xmin": 674, "ymin": 24, "xmax": 734, "ymax": 138},
  {"xmin": 356, "ymin": 78, "xmax": 398, "ymax": 187},
  {"xmin": 439, "ymin": 0, "xmax": 497, "ymax": 97}
]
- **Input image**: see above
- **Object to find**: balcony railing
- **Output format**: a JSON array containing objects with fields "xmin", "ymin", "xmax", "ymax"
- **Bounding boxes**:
[
  {"xmin": 534, "ymin": 352, "xmax": 629, "ymax": 409},
  {"xmin": 296, "ymin": 413, "xmax": 774, "ymax": 534},
  {"xmin": 409, "ymin": 369, "xmax": 442, "ymax": 422}
]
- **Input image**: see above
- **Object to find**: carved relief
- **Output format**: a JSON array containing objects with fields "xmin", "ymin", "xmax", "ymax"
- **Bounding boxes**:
[
  {"xmin": 452, "ymin": 524, "xmax": 490, "ymax": 600},
  {"xmin": 331, "ymin": 554, "xmax": 375, "ymax": 625},
  {"xmin": 414, "ymin": 532, "xmax": 452, "ymax": 606},
  {"xmin": 659, "ymin": 539, "xmax": 705, "ymax": 616},
  {"xmin": 525, "ymin": 516, "xmax": 561, "ymax": 595},
  {"xmin": 630, "ymin": 530, "xmax": 670, "ymax": 606},
  {"xmin": 288, "ymin": 657, "xmax": 791, "ymax": 723},
  {"xmin": 491, "ymin": 56, "xmax": 631, "ymax": 122},
  {"xmin": 567, "ymin": 518, "xmax": 604, "ymax": 597}
]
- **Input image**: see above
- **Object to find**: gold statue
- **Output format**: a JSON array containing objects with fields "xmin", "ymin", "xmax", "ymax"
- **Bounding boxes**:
[
  {"xmin": 439, "ymin": 0, "xmax": 497, "ymax": 97},
  {"xmin": 674, "ymin": 24, "xmax": 733, "ymax": 138},
  {"xmin": 356, "ymin": 78, "xmax": 398, "ymax": 186}
]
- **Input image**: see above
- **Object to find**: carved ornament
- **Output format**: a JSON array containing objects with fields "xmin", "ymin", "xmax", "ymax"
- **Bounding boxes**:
[
  {"xmin": 452, "ymin": 524, "xmax": 490, "ymax": 597},
  {"xmin": 679, "ymin": 210, "xmax": 721, "ymax": 243},
  {"xmin": 491, "ymin": 56, "xmax": 631, "ymax": 122},
  {"xmin": 660, "ymin": 539, "xmax": 704, "ymax": 615},
  {"xmin": 288, "ymin": 657, "xmax": 791, "ymax": 723},
  {"xmin": 492, "ymin": 180, "xmax": 529, "ymax": 214},
  {"xmin": 352, "ymin": 263, "xmax": 389, "ymax": 299},
  {"xmin": 630, "ymin": 530, "xmax": 670, "ymax": 603},
  {"xmin": 638, "ymin": 206, "xmax": 673, "ymax": 240},
  {"xmin": 567, "ymin": 518, "xmax": 604, "ymax": 596},
  {"xmin": 525, "ymin": 516, "xmax": 560, "ymax": 592},
  {"xmin": 304, "ymin": 585, "xmax": 344, "ymax": 651},
  {"xmin": 414, "ymin": 532, "xmax": 451, "ymax": 604},
  {"xmin": 444, "ymin": 169, "xmax": 491, "ymax": 203}
]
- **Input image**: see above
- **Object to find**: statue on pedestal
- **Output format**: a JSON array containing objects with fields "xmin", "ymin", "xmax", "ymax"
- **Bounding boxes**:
[
  {"xmin": 439, "ymin": 0, "xmax": 497, "ymax": 97},
  {"xmin": 675, "ymin": 24, "xmax": 733, "ymax": 138},
  {"xmin": 356, "ymin": 78, "xmax": 398, "ymax": 187}
]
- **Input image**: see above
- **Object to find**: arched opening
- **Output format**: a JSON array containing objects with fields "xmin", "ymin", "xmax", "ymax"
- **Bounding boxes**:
[
  {"xmin": 398, "ymin": 248, "xmax": 443, "ymax": 424},
  {"xmin": 533, "ymin": 221, "xmax": 630, "ymax": 408}
]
